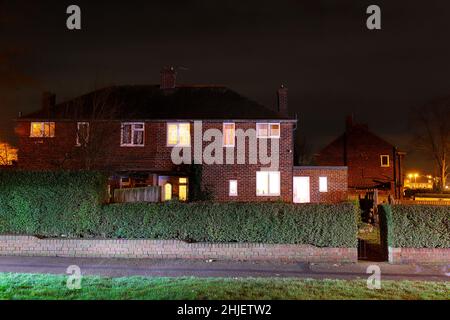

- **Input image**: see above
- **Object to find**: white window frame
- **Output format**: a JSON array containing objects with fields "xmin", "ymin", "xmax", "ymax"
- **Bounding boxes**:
[
  {"xmin": 76, "ymin": 122, "xmax": 90, "ymax": 146},
  {"xmin": 223, "ymin": 122, "xmax": 236, "ymax": 147},
  {"xmin": 30, "ymin": 122, "xmax": 55, "ymax": 138},
  {"xmin": 380, "ymin": 155, "xmax": 390, "ymax": 167},
  {"xmin": 256, "ymin": 123, "xmax": 280, "ymax": 138},
  {"xmin": 229, "ymin": 180, "xmax": 238, "ymax": 196},
  {"xmin": 120, "ymin": 122, "xmax": 145, "ymax": 147},
  {"xmin": 256, "ymin": 171, "xmax": 281, "ymax": 196},
  {"xmin": 319, "ymin": 176, "xmax": 328, "ymax": 193},
  {"xmin": 166, "ymin": 122, "xmax": 191, "ymax": 147}
]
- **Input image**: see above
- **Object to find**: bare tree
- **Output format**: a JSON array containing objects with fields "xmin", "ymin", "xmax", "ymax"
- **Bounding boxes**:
[
  {"xmin": 410, "ymin": 99, "xmax": 450, "ymax": 192},
  {"xmin": 54, "ymin": 87, "xmax": 124, "ymax": 170}
]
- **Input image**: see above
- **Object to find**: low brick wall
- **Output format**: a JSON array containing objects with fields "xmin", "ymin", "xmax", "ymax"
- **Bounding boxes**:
[
  {"xmin": 0, "ymin": 236, "xmax": 357, "ymax": 262},
  {"xmin": 389, "ymin": 247, "xmax": 450, "ymax": 264}
]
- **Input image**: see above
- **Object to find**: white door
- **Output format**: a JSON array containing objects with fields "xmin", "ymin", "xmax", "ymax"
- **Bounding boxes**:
[{"xmin": 293, "ymin": 177, "xmax": 310, "ymax": 203}]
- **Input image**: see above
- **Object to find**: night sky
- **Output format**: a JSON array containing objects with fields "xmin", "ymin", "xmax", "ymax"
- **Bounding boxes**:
[{"xmin": 2, "ymin": 0, "xmax": 450, "ymax": 172}]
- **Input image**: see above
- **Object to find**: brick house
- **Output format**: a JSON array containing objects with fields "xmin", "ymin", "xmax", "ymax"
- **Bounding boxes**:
[
  {"xmin": 315, "ymin": 115, "xmax": 405, "ymax": 198},
  {"xmin": 15, "ymin": 67, "xmax": 348, "ymax": 203}
]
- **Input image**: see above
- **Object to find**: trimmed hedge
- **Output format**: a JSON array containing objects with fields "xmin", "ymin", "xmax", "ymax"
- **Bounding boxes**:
[
  {"xmin": 0, "ymin": 171, "xmax": 108, "ymax": 237},
  {"xmin": 379, "ymin": 204, "xmax": 450, "ymax": 248},
  {"xmin": 0, "ymin": 171, "xmax": 358, "ymax": 247},
  {"xmin": 100, "ymin": 202, "xmax": 358, "ymax": 247}
]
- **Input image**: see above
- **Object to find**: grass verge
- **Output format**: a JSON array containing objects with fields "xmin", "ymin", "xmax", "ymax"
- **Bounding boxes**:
[{"xmin": 0, "ymin": 273, "xmax": 448, "ymax": 300}]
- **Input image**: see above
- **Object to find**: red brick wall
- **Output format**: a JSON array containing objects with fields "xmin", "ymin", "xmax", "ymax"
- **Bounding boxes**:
[
  {"xmin": 16, "ymin": 120, "xmax": 294, "ymax": 202},
  {"xmin": 389, "ymin": 247, "xmax": 450, "ymax": 264},
  {"xmin": 293, "ymin": 166, "xmax": 348, "ymax": 203},
  {"xmin": 0, "ymin": 236, "xmax": 357, "ymax": 262},
  {"xmin": 201, "ymin": 122, "xmax": 294, "ymax": 202}
]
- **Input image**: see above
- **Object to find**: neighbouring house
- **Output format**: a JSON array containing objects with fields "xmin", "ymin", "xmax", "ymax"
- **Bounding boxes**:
[
  {"xmin": 315, "ymin": 115, "xmax": 405, "ymax": 198},
  {"xmin": 15, "ymin": 67, "xmax": 348, "ymax": 203}
]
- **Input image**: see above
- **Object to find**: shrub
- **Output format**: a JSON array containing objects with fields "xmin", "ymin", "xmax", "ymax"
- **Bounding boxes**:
[
  {"xmin": 100, "ymin": 202, "xmax": 357, "ymax": 247},
  {"xmin": 0, "ymin": 171, "xmax": 108, "ymax": 237},
  {"xmin": 379, "ymin": 204, "xmax": 450, "ymax": 248}
]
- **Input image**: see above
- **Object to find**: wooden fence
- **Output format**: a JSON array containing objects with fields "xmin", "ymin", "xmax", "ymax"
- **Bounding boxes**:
[
  {"xmin": 395, "ymin": 199, "xmax": 450, "ymax": 206},
  {"xmin": 113, "ymin": 186, "xmax": 161, "ymax": 203}
]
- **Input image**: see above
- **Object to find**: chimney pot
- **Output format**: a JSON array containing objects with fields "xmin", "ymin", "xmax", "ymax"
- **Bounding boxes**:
[
  {"xmin": 160, "ymin": 66, "xmax": 177, "ymax": 89},
  {"xmin": 277, "ymin": 85, "xmax": 288, "ymax": 117}
]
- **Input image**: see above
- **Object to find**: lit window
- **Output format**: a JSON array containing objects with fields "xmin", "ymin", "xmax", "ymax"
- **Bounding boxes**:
[
  {"xmin": 164, "ymin": 183, "xmax": 172, "ymax": 201},
  {"xmin": 167, "ymin": 123, "xmax": 191, "ymax": 146},
  {"xmin": 269, "ymin": 124, "xmax": 280, "ymax": 137},
  {"xmin": 256, "ymin": 123, "xmax": 280, "ymax": 138},
  {"xmin": 76, "ymin": 122, "xmax": 89, "ymax": 146},
  {"xmin": 319, "ymin": 177, "xmax": 328, "ymax": 193},
  {"xmin": 223, "ymin": 123, "xmax": 235, "ymax": 147},
  {"xmin": 179, "ymin": 185, "xmax": 187, "ymax": 201},
  {"xmin": 256, "ymin": 171, "xmax": 280, "ymax": 196},
  {"xmin": 380, "ymin": 155, "xmax": 390, "ymax": 167},
  {"xmin": 30, "ymin": 122, "xmax": 55, "ymax": 138},
  {"xmin": 229, "ymin": 180, "xmax": 238, "ymax": 196},
  {"xmin": 179, "ymin": 177, "xmax": 187, "ymax": 184},
  {"xmin": 121, "ymin": 123, "xmax": 144, "ymax": 146}
]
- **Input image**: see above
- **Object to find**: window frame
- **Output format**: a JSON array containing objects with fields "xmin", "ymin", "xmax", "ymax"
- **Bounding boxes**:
[
  {"xmin": 256, "ymin": 122, "xmax": 280, "ymax": 139},
  {"xmin": 120, "ymin": 122, "xmax": 145, "ymax": 147},
  {"xmin": 166, "ymin": 122, "xmax": 191, "ymax": 147},
  {"xmin": 76, "ymin": 122, "xmax": 90, "ymax": 146},
  {"xmin": 319, "ymin": 176, "xmax": 328, "ymax": 193},
  {"xmin": 229, "ymin": 179, "xmax": 238, "ymax": 196},
  {"xmin": 256, "ymin": 171, "xmax": 281, "ymax": 196},
  {"xmin": 30, "ymin": 122, "xmax": 55, "ymax": 138},
  {"xmin": 223, "ymin": 122, "xmax": 236, "ymax": 147},
  {"xmin": 380, "ymin": 155, "xmax": 390, "ymax": 167}
]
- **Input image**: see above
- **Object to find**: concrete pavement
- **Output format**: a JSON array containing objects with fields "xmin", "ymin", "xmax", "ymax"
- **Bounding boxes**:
[{"xmin": 0, "ymin": 256, "xmax": 448, "ymax": 281}]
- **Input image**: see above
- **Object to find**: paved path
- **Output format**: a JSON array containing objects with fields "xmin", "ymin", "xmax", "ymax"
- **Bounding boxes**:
[{"xmin": 0, "ymin": 256, "xmax": 448, "ymax": 281}]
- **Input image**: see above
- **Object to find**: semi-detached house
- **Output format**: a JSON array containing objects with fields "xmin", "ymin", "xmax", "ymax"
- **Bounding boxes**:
[{"xmin": 15, "ymin": 67, "xmax": 348, "ymax": 203}]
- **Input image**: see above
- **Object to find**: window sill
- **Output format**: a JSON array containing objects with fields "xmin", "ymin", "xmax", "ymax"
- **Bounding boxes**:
[
  {"xmin": 29, "ymin": 136, "xmax": 54, "ymax": 139},
  {"xmin": 167, "ymin": 144, "xmax": 191, "ymax": 147},
  {"xmin": 120, "ymin": 144, "xmax": 145, "ymax": 147},
  {"xmin": 256, "ymin": 136, "xmax": 280, "ymax": 139}
]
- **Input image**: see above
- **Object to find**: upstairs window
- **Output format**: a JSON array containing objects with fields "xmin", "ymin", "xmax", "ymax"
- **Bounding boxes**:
[
  {"xmin": 380, "ymin": 155, "xmax": 390, "ymax": 167},
  {"xmin": 121, "ymin": 123, "xmax": 144, "ymax": 146},
  {"xmin": 256, "ymin": 123, "xmax": 280, "ymax": 138},
  {"xmin": 223, "ymin": 123, "xmax": 235, "ymax": 147},
  {"xmin": 30, "ymin": 122, "xmax": 55, "ymax": 138},
  {"xmin": 76, "ymin": 122, "xmax": 90, "ymax": 146},
  {"xmin": 319, "ymin": 177, "xmax": 328, "ymax": 193},
  {"xmin": 167, "ymin": 123, "xmax": 191, "ymax": 146},
  {"xmin": 256, "ymin": 171, "xmax": 280, "ymax": 196}
]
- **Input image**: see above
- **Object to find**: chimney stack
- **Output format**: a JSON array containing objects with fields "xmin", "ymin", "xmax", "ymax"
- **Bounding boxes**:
[
  {"xmin": 41, "ymin": 91, "xmax": 56, "ymax": 116},
  {"xmin": 277, "ymin": 85, "xmax": 288, "ymax": 117},
  {"xmin": 345, "ymin": 114, "xmax": 354, "ymax": 131},
  {"xmin": 160, "ymin": 66, "xmax": 177, "ymax": 89}
]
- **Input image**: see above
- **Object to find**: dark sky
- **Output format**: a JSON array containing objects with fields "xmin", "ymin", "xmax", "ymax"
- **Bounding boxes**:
[{"xmin": 1, "ymin": 0, "xmax": 450, "ymax": 172}]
